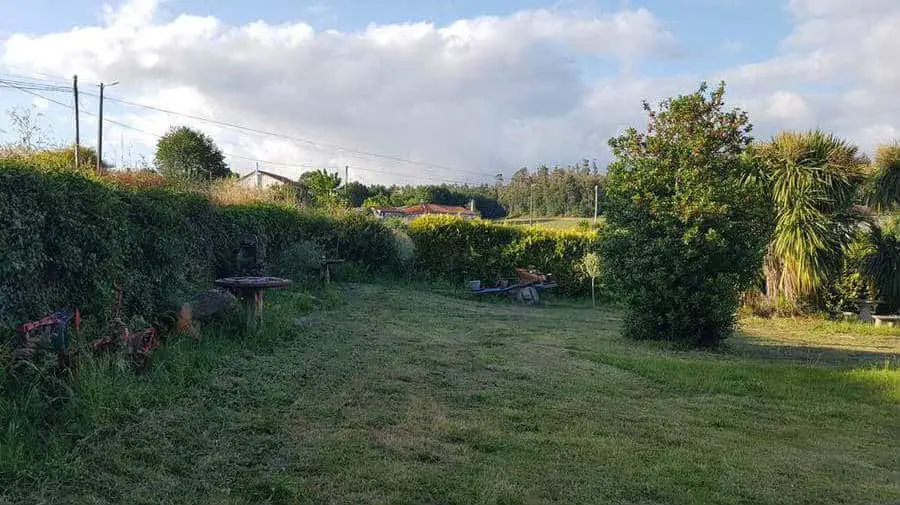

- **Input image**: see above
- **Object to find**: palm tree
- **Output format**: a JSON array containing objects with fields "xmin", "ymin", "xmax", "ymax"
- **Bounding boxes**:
[
  {"xmin": 756, "ymin": 130, "xmax": 869, "ymax": 304},
  {"xmin": 859, "ymin": 225, "xmax": 900, "ymax": 312},
  {"xmin": 867, "ymin": 142, "xmax": 900, "ymax": 212}
]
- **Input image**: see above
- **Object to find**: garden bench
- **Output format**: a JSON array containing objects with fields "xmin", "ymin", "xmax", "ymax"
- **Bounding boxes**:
[{"xmin": 872, "ymin": 315, "xmax": 900, "ymax": 327}]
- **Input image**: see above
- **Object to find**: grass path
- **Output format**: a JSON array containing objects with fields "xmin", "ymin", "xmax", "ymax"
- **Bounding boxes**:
[{"xmin": 5, "ymin": 284, "xmax": 899, "ymax": 504}]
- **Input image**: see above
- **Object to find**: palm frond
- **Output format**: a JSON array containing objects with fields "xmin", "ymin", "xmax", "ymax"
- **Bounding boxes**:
[
  {"xmin": 866, "ymin": 142, "xmax": 900, "ymax": 211},
  {"xmin": 859, "ymin": 225, "xmax": 900, "ymax": 311},
  {"xmin": 758, "ymin": 130, "xmax": 867, "ymax": 299}
]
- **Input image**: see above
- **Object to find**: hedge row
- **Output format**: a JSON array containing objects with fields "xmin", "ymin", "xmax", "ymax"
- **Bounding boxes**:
[
  {"xmin": 0, "ymin": 163, "xmax": 399, "ymax": 331},
  {"xmin": 407, "ymin": 215, "xmax": 602, "ymax": 296}
]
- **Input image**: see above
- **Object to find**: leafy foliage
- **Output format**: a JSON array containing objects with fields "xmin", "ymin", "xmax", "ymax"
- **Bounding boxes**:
[
  {"xmin": 602, "ymin": 82, "xmax": 770, "ymax": 346},
  {"xmin": 755, "ymin": 130, "xmax": 868, "ymax": 304},
  {"xmin": 499, "ymin": 161, "xmax": 604, "ymax": 218},
  {"xmin": 0, "ymin": 162, "xmax": 398, "ymax": 332},
  {"xmin": 823, "ymin": 232, "xmax": 875, "ymax": 315},
  {"xmin": 578, "ymin": 252, "xmax": 602, "ymax": 307},
  {"xmin": 407, "ymin": 215, "xmax": 602, "ymax": 296},
  {"xmin": 300, "ymin": 169, "xmax": 344, "ymax": 208},
  {"xmin": 154, "ymin": 126, "xmax": 230, "ymax": 181},
  {"xmin": 0, "ymin": 145, "xmax": 101, "ymax": 173},
  {"xmin": 858, "ymin": 225, "xmax": 900, "ymax": 312},
  {"xmin": 867, "ymin": 142, "xmax": 900, "ymax": 212}
]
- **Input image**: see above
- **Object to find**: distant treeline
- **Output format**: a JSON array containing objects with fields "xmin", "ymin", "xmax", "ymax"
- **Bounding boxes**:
[{"xmin": 340, "ymin": 160, "xmax": 605, "ymax": 219}]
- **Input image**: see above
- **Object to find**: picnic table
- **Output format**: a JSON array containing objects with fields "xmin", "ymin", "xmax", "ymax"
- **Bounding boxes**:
[{"xmin": 214, "ymin": 276, "xmax": 291, "ymax": 330}]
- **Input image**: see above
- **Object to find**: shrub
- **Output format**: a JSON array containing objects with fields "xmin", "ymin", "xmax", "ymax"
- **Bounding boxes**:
[
  {"xmin": 823, "ymin": 233, "xmax": 874, "ymax": 315},
  {"xmin": 0, "ymin": 145, "xmax": 101, "ymax": 174},
  {"xmin": 102, "ymin": 170, "xmax": 168, "ymax": 190},
  {"xmin": 407, "ymin": 215, "xmax": 602, "ymax": 296},
  {"xmin": 579, "ymin": 252, "xmax": 602, "ymax": 307},
  {"xmin": 0, "ymin": 163, "xmax": 397, "ymax": 332},
  {"xmin": 275, "ymin": 240, "xmax": 326, "ymax": 282},
  {"xmin": 602, "ymin": 83, "xmax": 771, "ymax": 346},
  {"xmin": 155, "ymin": 126, "xmax": 230, "ymax": 181}
]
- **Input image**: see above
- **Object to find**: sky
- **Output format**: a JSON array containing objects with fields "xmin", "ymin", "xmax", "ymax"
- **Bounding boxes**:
[{"xmin": 0, "ymin": 0, "xmax": 897, "ymax": 185}]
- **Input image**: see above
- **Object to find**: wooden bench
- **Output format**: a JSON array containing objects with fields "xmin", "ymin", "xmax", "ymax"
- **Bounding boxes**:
[{"xmin": 872, "ymin": 315, "xmax": 900, "ymax": 327}]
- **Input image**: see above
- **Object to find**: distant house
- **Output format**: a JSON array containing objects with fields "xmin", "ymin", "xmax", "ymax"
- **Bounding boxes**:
[
  {"xmin": 372, "ymin": 203, "xmax": 479, "ymax": 220},
  {"xmin": 236, "ymin": 169, "xmax": 299, "ymax": 189}
]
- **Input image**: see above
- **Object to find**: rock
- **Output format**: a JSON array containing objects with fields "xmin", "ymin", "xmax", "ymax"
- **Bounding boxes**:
[
  {"xmin": 177, "ymin": 288, "xmax": 238, "ymax": 338},
  {"xmin": 189, "ymin": 289, "xmax": 238, "ymax": 319}
]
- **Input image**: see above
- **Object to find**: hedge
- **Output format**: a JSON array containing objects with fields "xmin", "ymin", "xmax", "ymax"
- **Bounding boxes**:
[
  {"xmin": 0, "ymin": 163, "xmax": 399, "ymax": 331},
  {"xmin": 407, "ymin": 215, "xmax": 603, "ymax": 296}
]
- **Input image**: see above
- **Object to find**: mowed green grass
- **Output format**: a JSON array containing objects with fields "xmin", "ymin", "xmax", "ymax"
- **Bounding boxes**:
[
  {"xmin": 3, "ymin": 284, "xmax": 899, "ymax": 504},
  {"xmin": 500, "ymin": 217, "xmax": 602, "ymax": 230}
]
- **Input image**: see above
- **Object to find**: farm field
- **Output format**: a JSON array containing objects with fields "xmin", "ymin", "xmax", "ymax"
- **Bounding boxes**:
[{"xmin": 2, "ymin": 283, "xmax": 898, "ymax": 505}]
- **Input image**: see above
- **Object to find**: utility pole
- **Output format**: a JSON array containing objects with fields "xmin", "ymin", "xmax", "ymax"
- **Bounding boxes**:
[
  {"xmin": 96, "ymin": 80, "xmax": 119, "ymax": 174},
  {"xmin": 345, "ymin": 165, "xmax": 349, "ymax": 187},
  {"xmin": 73, "ymin": 75, "xmax": 79, "ymax": 170},
  {"xmin": 593, "ymin": 184, "xmax": 599, "ymax": 223},
  {"xmin": 97, "ymin": 82, "xmax": 105, "ymax": 173}
]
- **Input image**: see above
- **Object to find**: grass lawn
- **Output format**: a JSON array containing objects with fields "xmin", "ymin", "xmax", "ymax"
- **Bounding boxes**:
[
  {"xmin": 499, "ymin": 217, "xmax": 602, "ymax": 230},
  {"xmin": 2, "ymin": 284, "xmax": 898, "ymax": 504}
]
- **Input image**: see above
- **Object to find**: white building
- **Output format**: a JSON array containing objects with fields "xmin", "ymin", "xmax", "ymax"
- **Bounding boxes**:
[{"xmin": 236, "ymin": 168, "xmax": 298, "ymax": 189}]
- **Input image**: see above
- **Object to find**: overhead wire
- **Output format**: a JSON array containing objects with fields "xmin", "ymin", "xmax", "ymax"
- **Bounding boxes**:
[
  {"xmin": 64, "ymin": 87, "xmax": 492, "ymax": 180},
  {"xmin": 0, "ymin": 73, "xmax": 487, "ymax": 183},
  {"xmin": 0, "ymin": 79, "xmax": 478, "ymax": 185}
]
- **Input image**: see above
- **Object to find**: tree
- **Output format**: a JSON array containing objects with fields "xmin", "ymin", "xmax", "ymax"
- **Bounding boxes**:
[
  {"xmin": 602, "ymin": 82, "xmax": 770, "ymax": 346},
  {"xmin": 867, "ymin": 142, "xmax": 900, "ymax": 212},
  {"xmin": 755, "ymin": 130, "xmax": 868, "ymax": 304},
  {"xmin": 154, "ymin": 126, "xmax": 230, "ymax": 181},
  {"xmin": 363, "ymin": 193, "xmax": 392, "ymax": 208},
  {"xmin": 2, "ymin": 106, "xmax": 52, "ymax": 153},
  {"xmin": 300, "ymin": 169, "xmax": 343, "ymax": 208},
  {"xmin": 341, "ymin": 181, "xmax": 371, "ymax": 207},
  {"xmin": 859, "ymin": 226, "xmax": 900, "ymax": 312},
  {"xmin": 579, "ymin": 252, "xmax": 602, "ymax": 307}
]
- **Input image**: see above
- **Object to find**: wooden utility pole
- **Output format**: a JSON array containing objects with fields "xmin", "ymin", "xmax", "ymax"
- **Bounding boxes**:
[
  {"xmin": 97, "ymin": 82, "xmax": 105, "ymax": 173},
  {"xmin": 73, "ymin": 75, "xmax": 79, "ymax": 170},
  {"xmin": 593, "ymin": 184, "xmax": 599, "ymax": 223},
  {"xmin": 344, "ymin": 165, "xmax": 349, "ymax": 186}
]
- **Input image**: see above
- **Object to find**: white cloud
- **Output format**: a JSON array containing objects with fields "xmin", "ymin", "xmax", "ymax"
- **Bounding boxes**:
[
  {"xmin": 1, "ymin": 0, "xmax": 898, "ymax": 182},
  {"xmin": 765, "ymin": 91, "xmax": 811, "ymax": 120},
  {"xmin": 718, "ymin": 0, "xmax": 900, "ymax": 151},
  {"xmin": 1, "ymin": 0, "xmax": 677, "ymax": 182}
]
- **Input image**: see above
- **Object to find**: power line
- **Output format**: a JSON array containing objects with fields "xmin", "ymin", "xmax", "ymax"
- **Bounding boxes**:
[
  {"xmin": 0, "ymin": 69, "xmax": 73, "ymax": 86},
  {"xmin": 79, "ymin": 91, "xmax": 490, "ymax": 179},
  {"xmin": 0, "ymin": 79, "xmax": 72, "ymax": 108},
  {"xmin": 1, "ymin": 72, "xmax": 491, "ymax": 182},
  {"xmin": 0, "ymin": 81, "xmax": 477, "ymax": 186}
]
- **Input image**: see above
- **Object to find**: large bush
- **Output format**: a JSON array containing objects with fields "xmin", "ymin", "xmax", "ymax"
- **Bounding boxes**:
[
  {"xmin": 602, "ymin": 83, "xmax": 771, "ymax": 346},
  {"xmin": 154, "ymin": 126, "xmax": 230, "ymax": 181},
  {"xmin": 407, "ymin": 215, "xmax": 602, "ymax": 296},
  {"xmin": 0, "ymin": 163, "xmax": 398, "ymax": 331}
]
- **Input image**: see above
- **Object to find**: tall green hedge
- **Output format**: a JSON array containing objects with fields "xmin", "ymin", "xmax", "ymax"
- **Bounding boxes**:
[
  {"xmin": 0, "ymin": 163, "xmax": 398, "ymax": 331},
  {"xmin": 407, "ymin": 215, "xmax": 602, "ymax": 296}
]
